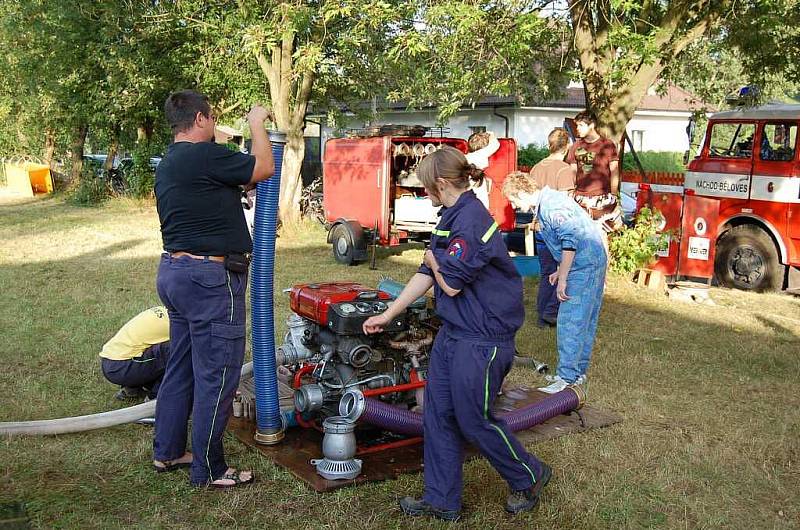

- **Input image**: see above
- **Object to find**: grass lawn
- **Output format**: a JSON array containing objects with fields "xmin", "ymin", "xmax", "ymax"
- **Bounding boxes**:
[{"xmin": 1, "ymin": 194, "xmax": 799, "ymax": 529}]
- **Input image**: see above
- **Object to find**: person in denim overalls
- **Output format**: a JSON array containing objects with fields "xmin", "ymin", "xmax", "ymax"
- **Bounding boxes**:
[
  {"xmin": 503, "ymin": 172, "xmax": 607, "ymax": 394},
  {"xmin": 363, "ymin": 146, "xmax": 552, "ymax": 521}
]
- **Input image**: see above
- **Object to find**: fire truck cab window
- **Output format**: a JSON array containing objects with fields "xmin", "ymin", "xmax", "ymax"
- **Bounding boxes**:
[
  {"xmin": 708, "ymin": 122, "xmax": 756, "ymax": 158},
  {"xmin": 760, "ymin": 123, "xmax": 797, "ymax": 162}
]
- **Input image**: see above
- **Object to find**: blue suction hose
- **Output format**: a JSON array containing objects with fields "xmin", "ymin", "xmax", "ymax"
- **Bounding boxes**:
[{"xmin": 251, "ymin": 130, "xmax": 287, "ymax": 445}]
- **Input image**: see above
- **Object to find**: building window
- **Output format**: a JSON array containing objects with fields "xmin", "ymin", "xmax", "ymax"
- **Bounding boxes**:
[
  {"xmin": 469, "ymin": 126, "xmax": 486, "ymax": 134},
  {"xmin": 631, "ymin": 130, "xmax": 644, "ymax": 151}
]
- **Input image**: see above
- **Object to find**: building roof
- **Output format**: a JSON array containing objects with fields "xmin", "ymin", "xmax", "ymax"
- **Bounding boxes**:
[
  {"xmin": 710, "ymin": 103, "xmax": 800, "ymax": 121},
  {"xmin": 375, "ymin": 84, "xmax": 705, "ymax": 114}
]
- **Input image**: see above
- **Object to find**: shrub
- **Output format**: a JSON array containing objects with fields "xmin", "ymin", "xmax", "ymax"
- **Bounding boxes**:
[
  {"xmin": 608, "ymin": 207, "xmax": 669, "ymax": 275},
  {"xmin": 518, "ymin": 144, "xmax": 550, "ymax": 167},
  {"xmin": 67, "ymin": 166, "xmax": 110, "ymax": 206},
  {"xmin": 621, "ymin": 151, "xmax": 685, "ymax": 173},
  {"xmin": 521, "ymin": 147, "xmax": 686, "ymax": 174},
  {"xmin": 126, "ymin": 142, "xmax": 158, "ymax": 198}
]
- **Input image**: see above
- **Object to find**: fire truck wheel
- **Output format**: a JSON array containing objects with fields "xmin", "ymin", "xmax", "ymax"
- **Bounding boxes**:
[
  {"xmin": 714, "ymin": 224, "xmax": 782, "ymax": 292},
  {"xmin": 331, "ymin": 223, "xmax": 359, "ymax": 265}
]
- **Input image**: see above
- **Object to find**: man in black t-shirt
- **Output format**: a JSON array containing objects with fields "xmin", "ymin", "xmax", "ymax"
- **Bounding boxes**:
[{"xmin": 152, "ymin": 90, "xmax": 274, "ymax": 487}]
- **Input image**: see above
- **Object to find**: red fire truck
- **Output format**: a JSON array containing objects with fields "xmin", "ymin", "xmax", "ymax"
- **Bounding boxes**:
[
  {"xmin": 322, "ymin": 132, "xmax": 518, "ymax": 265},
  {"xmin": 642, "ymin": 103, "xmax": 800, "ymax": 291}
]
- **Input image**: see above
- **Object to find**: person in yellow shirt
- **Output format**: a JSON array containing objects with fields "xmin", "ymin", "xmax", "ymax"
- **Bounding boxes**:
[{"xmin": 100, "ymin": 306, "xmax": 170, "ymax": 400}]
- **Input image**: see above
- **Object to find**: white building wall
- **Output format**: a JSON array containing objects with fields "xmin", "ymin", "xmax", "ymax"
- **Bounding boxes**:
[
  {"xmin": 625, "ymin": 112, "xmax": 691, "ymax": 152},
  {"xmin": 514, "ymin": 109, "xmax": 573, "ymax": 147}
]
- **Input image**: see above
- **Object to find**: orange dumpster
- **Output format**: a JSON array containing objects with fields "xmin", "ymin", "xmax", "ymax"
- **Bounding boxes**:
[{"xmin": 4, "ymin": 161, "xmax": 53, "ymax": 197}]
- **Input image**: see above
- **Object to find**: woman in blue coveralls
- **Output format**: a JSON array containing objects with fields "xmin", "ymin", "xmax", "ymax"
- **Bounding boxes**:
[
  {"xmin": 502, "ymin": 172, "xmax": 607, "ymax": 394},
  {"xmin": 363, "ymin": 146, "xmax": 552, "ymax": 522}
]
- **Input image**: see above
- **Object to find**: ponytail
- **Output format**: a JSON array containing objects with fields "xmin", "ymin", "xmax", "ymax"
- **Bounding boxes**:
[
  {"xmin": 418, "ymin": 145, "xmax": 482, "ymax": 191},
  {"xmin": 464, "ymin": 163, "xmax": 486, "ymax": 188}
]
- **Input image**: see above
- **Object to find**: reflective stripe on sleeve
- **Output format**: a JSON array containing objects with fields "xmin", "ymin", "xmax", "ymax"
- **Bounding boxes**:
[
  {"xmin": 481, "ymin": 221, "xmax": 498, "ymax": 243},
  {"xmin": 432, "ymin": 228, "xmax": 450, "ymax": 237}
]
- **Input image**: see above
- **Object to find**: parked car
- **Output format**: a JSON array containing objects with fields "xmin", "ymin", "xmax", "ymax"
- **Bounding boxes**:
[{"xmin": 83, "ymin": 154, "xmax": 161, "ymax": 193}]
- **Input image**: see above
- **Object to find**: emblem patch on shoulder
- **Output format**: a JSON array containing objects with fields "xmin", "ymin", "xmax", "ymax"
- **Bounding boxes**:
[{"xmin": 448, "ymin": 238, "xmax": 468, "ymax": 259}]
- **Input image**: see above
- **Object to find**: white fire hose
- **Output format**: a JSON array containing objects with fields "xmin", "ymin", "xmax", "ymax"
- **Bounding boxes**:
[{"xmin": 0, "ymin": 362, "xmax": 254, "ymax": 437}]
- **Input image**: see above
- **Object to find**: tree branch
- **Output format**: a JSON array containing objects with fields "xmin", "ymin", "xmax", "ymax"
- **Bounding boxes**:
[
  {"xmin": 595, "ymin": 0, "xmax": 611, "ymax": 49},
  {"xmin": 569, "ymin": 0, "xmax": 610, "ymax": 108},
  {"xmin": 292, "ymin": 71, "xmax": 315, "ymax": 130},
  {"xmin": 277, "ymin": 31, "xmax": 294, "ymax": 127},
  {"xmin": 635, "ymin": 0, "xmax": 656, "ymax": 33},
  {"xmin": 255, "ymin": 49, "xmax": 279, "ymax": 108}
]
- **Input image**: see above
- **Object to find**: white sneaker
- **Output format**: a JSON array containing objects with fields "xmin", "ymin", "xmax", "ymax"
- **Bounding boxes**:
[
  {"xmin": 538, "ymin": 376, "xmax": 569, "ymax": 394},
  {"xmin": 574, "ymin": 374, "xmax": 587, "ymax": 386},
  {"xmin": 543, "ymin": 373, "xmax": 559, "ymax": 383}
]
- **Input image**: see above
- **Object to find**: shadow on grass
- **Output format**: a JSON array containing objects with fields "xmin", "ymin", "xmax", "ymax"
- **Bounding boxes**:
[
  {"xmin": 0, "ymin": 195, "xmax": 104, "ymax": 237},
  {"xmin": 2, "ymin": 237, "xmax": 799, "ymax": 528}
]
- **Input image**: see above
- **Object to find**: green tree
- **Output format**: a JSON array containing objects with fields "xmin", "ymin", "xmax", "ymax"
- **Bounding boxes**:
[
  {"xmin": 664, "ymin": 9, "xmax": 800, "ymax": 115},
  {"xmin": 561, "ymin": 0, "xmax": 800, "ymax": 138},
  {"xmin": 245, "ymin": 1, "xmax": 418, "ymax": 222},
  {"xmin": 724, "ymin": 0, "xmax": 800, "ymax": 93},
  {"xmin": 387, "ymin": 1, "xmax": 570, "ymax": 122},
  {"xmin": 0, "ymin": 1, "xmax": 188, "ymax": 190},
  {"xmin": 563, "ymin": 0, "xmax": 731, "ymax": 138},
  {"xmin": 150, "ymin": 1, "xmax": 413, "ymax": 222},
  {"xmin": 92, "ymin": 1, "xmax": 191, "ymax": 195}
]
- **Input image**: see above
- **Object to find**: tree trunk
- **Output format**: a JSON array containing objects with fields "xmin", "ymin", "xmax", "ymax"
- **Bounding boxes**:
[
  {"xmin": 69, "ymin": 124, "xmax": 88, "ymax": 183},
  {"xmin": 254, "ymin": 28, "xmax": 315, "ymax": 224},
  {"xmin": 137, "ymin": 123, "xmax": 152, "ymax": 144},
  {"xmin": 104, "ymin": 125, "xmax": 120, "ymax": 172},
  {"xmin": 43, "ymin": 129, "xmax": 56, "ymax": 169},
  {"xmin": 278, "ymin": 131, "xmax": 305, "ymax": 224},
  {"xmin": 593, "ymin": 62, "xmax": 664, "ymax": 143},
  {"xmin": 568, "ymin": 0, "xmax": 727, "ymax": 143}
]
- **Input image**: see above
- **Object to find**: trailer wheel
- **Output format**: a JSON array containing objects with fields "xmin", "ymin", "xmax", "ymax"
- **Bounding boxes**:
[
  {"xmin": 714, "ymin": 224, "xmax": 782, "ymax": 292},
  {"xmin": 331, "ymin": 223, "xmax": 360, "ymax": 265}
]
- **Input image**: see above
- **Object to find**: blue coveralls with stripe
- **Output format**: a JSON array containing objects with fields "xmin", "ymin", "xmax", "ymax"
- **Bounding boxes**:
[
  {"xmin": 537, "ymin": 186, "xmax": 607, "ymax": 383},
  {"xmin": 419, "ymin": 190, "xmax": 547, "ymax": 512},
  {"xmin": 154, "ymin": 256, "xmax": 247, "ymax": 485}
]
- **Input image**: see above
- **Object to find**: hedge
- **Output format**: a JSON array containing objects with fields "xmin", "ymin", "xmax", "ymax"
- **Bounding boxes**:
[{"xmin": 518, "ymin": 144, "xmax": 686, "ymax": 174}]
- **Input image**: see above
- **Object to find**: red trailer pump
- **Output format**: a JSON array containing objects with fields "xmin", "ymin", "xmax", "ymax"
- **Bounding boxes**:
[{"xmin": 322, "ymin": 134, "xmax": 517, "ymax": 265}]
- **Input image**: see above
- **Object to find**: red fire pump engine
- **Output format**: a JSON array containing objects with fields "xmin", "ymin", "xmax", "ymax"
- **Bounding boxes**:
[
  {"xmin": 637, "ymin": 102, "xmax": 800, "ymax": 291},
  {"xmin": 322, "ymin": 130, "xmax": 518, "ymax": 265},
  {"xmin": 276, "ymin": 281, "xmax": 433, "ymax": 425}
]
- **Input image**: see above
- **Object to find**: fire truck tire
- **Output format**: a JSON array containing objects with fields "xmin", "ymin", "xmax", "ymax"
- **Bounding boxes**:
[
  {"xmin": 714, "ymin": 224, "xmax": 782, "ymax": 292},
  {"xmin": 331, "ymin": 223, "xmax": 361, "ymax": 265}
]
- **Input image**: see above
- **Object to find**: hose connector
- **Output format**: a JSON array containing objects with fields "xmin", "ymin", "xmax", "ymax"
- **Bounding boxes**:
[
  {"xmin": 339, "ymin": 389, "xmax": 366, "ymax": 422},
  {"xmin": 255, "ymin": 426, "xmax": 286, "ymax": 445},
  {"xmin": 567, "ymin": 384, "xmax": 587, "ymax": 409}
]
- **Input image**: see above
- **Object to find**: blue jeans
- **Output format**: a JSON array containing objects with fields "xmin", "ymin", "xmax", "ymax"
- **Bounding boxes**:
[
  {"xmin": 534, "ymin": 233, "xmax": 559, "ymax": 324},
  {"xmin": 556, "ymin": 264, "xmax": 606, "ymax": 383},
  {"xmin": 154, "ymin": 254, "xmax": 247, "ymax": 485}
]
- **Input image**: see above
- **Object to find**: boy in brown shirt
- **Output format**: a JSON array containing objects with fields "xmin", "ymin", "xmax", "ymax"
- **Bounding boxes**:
[{"xmin": 566, "ymin": 111, "xmax": 623, "ymax": 239}]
